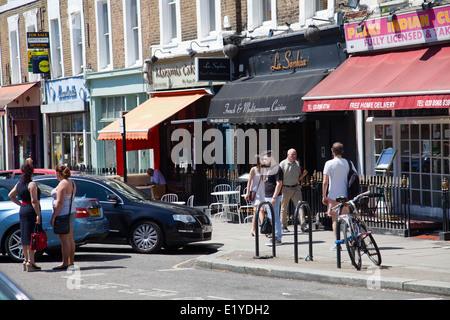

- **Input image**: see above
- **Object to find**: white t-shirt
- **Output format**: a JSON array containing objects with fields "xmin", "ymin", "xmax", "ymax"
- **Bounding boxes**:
[{"xmin": 323, "ymin": 157, "xmax": 355, "ymax": 200}]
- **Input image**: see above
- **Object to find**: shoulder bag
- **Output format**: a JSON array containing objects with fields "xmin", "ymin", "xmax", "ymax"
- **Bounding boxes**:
[
  {"xmin": 53, "ymin": 181, "xmax": 74, "ymax": 235},
  {"xmin": 249, "ymin": 175, "xmax": 262, "ymax": 202}
]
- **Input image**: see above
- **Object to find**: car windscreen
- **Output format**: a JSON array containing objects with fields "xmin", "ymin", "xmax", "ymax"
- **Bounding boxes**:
[{"xmin": 103, "ymin": 179, "xmax": 150, "ymax": 202}]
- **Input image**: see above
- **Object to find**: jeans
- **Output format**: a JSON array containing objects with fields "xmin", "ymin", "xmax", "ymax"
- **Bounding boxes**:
[{"xmin": 264, "ymin": 196, "xmax": 282, "ymax": 241}]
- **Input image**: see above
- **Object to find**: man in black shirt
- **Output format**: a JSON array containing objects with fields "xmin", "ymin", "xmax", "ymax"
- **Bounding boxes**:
[{"xmin": 261, "ymin": 151, "xmax": 283, "ymax": 246}]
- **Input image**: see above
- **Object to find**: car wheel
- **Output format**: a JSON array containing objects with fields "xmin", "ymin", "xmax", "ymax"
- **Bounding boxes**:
[
  {"xmin": 4, "ymin": 226, "xmax": 24, "ymax": 263},
  {"xmin": 130, "ymin": 221, "xmax": 163, "ymax": 253}
]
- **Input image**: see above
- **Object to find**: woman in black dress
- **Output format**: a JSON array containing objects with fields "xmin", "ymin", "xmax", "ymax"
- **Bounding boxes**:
[{"xmin": 8, "ymin": 163, "xmax": 42, "ymax": 272}]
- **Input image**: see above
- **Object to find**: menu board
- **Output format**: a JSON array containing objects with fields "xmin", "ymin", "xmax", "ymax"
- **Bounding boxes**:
[{"xmin": 375, "ymin": 148, "xmax": 397, "ymax": 171}]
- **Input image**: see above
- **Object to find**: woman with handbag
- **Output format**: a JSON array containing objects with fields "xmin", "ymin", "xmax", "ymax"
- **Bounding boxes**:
[
  {"xmin": 50, "ymin": 165, "xmax": 77, "ymax": 271},
  {"xmin": 244, "ymin": 155, "xmax": 265, "ymax": 237},
  {"xmin": 8, "ymin": 163, "xmax": 42, "ymax": 272}
]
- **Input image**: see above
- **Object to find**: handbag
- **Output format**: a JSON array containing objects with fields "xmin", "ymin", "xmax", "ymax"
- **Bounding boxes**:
[
  {"xmin": 31, "ymin": 223, "xmax": 47, "ymax": 251},
  {"xmin": 249, "ymin": 175, "xmax": 262, "ymax": 202},
  {"xmin": 53, "ymin": 214, "xmax": 70, "ymax": 234},
  {"xmin": 53, "ymin": 181, "xmax": 74, "ymax": 235},
  {"xmin": 260, "ymin": 216, "xmax": 272, "ymax": 234}
]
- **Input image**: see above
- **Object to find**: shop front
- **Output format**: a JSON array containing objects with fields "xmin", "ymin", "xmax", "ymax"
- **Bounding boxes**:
[
  {"xmin": 302, "ymin": 5, "xmax": 450, "ymax": 217},
  {"xmin": 207, "ymin": 27, "xmax": 353, "ymax": 174},
  {"xmin": 98, "ymin": 56, "xmax": 226, "ymax": 203},
  {"xmin": 42, "ymin": 76, "xmax": 90, "ymax": 170},
  {"xmin": 86, "ymin": 67, "xmax": 149, "ymax": 174},
  {"xmin": 0, "ymin": 82, "xmax": 43, "ymax": 169}
]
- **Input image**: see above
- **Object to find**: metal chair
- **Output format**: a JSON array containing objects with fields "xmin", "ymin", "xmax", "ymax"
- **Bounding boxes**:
[
  {"xmin": 187, "ymin": 195, "xmax": 194, "ymax": 207},
  {"xmin": 161, "ymin": 193, "xmax": 178, "ymax": 202},
  {"xmin": 210, "ymin": 184, "xmax": 232, "ymax": 222},
  {"xmin": 241, "ymin": 187, "xmax": 255, "ymax": 224}
]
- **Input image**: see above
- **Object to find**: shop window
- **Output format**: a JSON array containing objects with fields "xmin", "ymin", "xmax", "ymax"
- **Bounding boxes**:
[
  {"xmin": 374, "ymin": 124, "xmax": 393, "ymax": 165},
  {"xmin": 399, "ymin": 122, "xmax": 450, "ymax": 209},
  {"xmin": 51, "ymin": 113, "xmax": 91, "ymax": 169}
]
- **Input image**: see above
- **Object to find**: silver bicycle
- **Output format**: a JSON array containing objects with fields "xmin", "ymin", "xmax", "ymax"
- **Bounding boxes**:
[{"xmin": 332, "ymin": 191, "xmax": 382, "ymax": 270}]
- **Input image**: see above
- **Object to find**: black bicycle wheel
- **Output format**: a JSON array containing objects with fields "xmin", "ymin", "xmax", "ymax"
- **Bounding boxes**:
[
  {"xmin": 359, "ymin": 223, "xmax": 382, "ymax": 266},
  {"xmin": 343, "ymin": 220, "xmax": 362, "ymax": 270}
]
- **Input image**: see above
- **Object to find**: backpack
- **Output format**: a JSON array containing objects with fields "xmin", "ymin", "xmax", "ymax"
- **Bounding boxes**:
[{"xmin": 346, "ymin": 159, "xmax": 360, "ymax": 200}]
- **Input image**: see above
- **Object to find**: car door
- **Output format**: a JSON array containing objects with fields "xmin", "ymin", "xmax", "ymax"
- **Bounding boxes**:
[{"xmin": 72, "ymin": 179, "xmax": 131, "ymax": 242}]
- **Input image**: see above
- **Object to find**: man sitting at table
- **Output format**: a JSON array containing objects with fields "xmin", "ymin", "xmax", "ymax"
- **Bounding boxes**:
[
  {"xmin": 147, "ymin": 168, "xmax": 167, "ymax": 186},
  {"xmin": 146, "ymin": 168, "xmax": 166, "ymax": 200}
]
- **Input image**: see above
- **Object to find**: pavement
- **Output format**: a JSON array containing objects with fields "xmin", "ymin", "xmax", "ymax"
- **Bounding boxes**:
[{"xmin": 196, "ymin": 219, "xmax": 450, "ymax": 297}]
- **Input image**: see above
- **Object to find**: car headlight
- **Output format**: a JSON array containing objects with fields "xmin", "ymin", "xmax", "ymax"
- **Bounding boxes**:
[{"xmin": 173, "ymin": 214, "xmax": 196, "ymax": 223}]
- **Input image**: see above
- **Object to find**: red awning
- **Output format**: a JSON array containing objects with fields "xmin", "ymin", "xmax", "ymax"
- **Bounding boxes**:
[{"xmin": 302, "ymin": 45, "xmax": 450, "ymax": 111}]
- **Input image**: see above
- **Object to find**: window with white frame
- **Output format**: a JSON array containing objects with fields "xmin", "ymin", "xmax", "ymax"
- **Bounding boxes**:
[
  {"xmin": 70, "ymin": 12, "xmax": 84, "ymax": 75},
  {"xmin": 24, "ymin": 9, "xmax": 39, "ymax": 82},
  {"xmin": 248, "ymin": 0, "xmax": 277, "ymax": 31},
  {"xmin": 50, "ymin": 19, "xmax": 63, "ymax": 78},
  {"xmin": 7, "ymin": 15, "xmax": 21, "ymax": 84},
  {"xmin": 159, "ymin": 0, "xmax": 181, "ymax": 44},
  {"xmin": 96, "ymin": 0, "xmax": 112, "ymax": 70},
  {"xmin": 124, "ymin": 0, "xmax": 142, "ymax": 67},
  {"xmin": 300, "ymin": 0, "xmax": 335, "ymax": 26},
  {"xmin": 197, "ymin": 0, "xmax": 221, "ymax": 39},
  {"xmin": 48, "ymin": 0, "xmax": 64, "ymax": 79}
]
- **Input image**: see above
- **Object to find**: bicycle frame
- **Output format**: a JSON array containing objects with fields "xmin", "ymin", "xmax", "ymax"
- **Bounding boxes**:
[{"xmin": 332, "ymin": 191, "xmax": 381, "ymax": 270}]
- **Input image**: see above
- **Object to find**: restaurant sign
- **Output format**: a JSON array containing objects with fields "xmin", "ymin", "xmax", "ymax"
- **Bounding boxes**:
[
  {"xmin": 345, "ymin": 4, "xmax": 450, "ymax": 53},
  {"xmin": 152, "ymin": 59, "xmax": 226, "ymax": 90}
]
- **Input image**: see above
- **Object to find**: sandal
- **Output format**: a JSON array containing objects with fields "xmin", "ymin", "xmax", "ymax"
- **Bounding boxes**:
[
  {"xmin": 52, "ymin": 265, "xmax": 69, "ymax": 271},
  {"xmin": 26, "ymin": 262, "xmax": 41, "ymax": 272}
]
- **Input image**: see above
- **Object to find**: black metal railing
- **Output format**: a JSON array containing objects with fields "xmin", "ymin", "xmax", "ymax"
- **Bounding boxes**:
[{"xmin": 205, "ymin": 170, "xmax": 417, "ymax": 236}]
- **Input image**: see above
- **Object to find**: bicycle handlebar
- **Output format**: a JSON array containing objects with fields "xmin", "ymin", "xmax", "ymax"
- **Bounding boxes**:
[{"xmin": 331, "ymin": 191, "xmax": 372, "ymax": 212}]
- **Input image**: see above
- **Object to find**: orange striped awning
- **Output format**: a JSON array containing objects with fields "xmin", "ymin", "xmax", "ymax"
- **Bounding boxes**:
[{"xmin": 97, "ymin": 91, "xmax": 207, "ymax": 141}]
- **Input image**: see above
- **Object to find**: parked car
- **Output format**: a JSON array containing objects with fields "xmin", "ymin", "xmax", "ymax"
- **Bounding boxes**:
[
  {"xmin": 0, "ymin": 180, "xmax": 109, "ymax": 262},
  {"xmin": 0, "ymin": 271, "xmax": 30, "ymax": 300},
  {"xmin": 34, "ymin": 175, "xmax": 212, "ymax": 253},
  {"xmin": 0, "ymin": 168, "xmax": 78, "ymax": 180}
]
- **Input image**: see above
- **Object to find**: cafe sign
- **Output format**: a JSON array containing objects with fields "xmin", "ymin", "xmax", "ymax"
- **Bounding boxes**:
[
  {"xmin": 270, "ymin": 50, "xmax": 308, "ymax": 72},
  {"xmin": 152, "ymin": 59, "xmax": 226, "ymax": 90},
  {"xmin": 345, "ymin": 4, "xmax": 450, "ymax": 53}
]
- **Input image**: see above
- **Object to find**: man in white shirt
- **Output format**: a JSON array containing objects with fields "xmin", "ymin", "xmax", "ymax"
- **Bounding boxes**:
[
  {"xmin": 322, "ymin": 142, "xmax": 355, "ymax": 249},
  {"xmin": 147, "ymin": 168, "xmax": 167, "ymax": 185}
]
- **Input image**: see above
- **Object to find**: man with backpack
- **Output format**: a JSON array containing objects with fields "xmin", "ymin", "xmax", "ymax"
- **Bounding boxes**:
[{"xmin": 322, "ymin": 142, "xmax": 357, "ymax": 250}]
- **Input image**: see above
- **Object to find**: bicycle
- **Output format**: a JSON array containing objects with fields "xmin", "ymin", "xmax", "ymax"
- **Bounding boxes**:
[{"xmin": 331, "ymin": 191, "xmax": 382, "ymax": 270}]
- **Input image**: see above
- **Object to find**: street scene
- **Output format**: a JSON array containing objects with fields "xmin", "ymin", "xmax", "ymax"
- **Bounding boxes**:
[
  {"xmin": 1, "ymin": 0, "xmax": 450, "ymax": 307},
  {"xmin": 0, "ymin": 221, "xmax": 449, "ymax": 301}
]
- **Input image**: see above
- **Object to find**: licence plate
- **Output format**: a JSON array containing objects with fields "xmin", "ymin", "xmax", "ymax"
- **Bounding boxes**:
[{"xmin": 90, "ymin": 208, "xmax": 101, "ymax": 217}]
